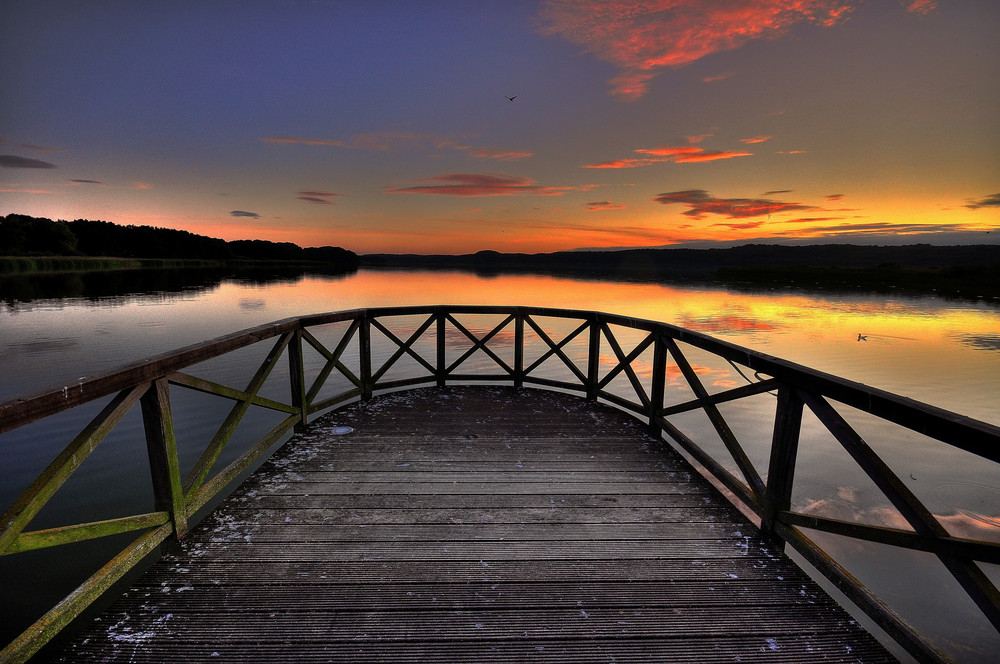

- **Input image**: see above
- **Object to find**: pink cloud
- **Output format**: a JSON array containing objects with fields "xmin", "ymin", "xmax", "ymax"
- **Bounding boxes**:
[
  {"xmin": 903, "ymin": 0, "xmax": 937, "ymax": 15},
  {"xmin": 538, "ymin": 0, "xmax": 856, "ymax": 99},
  {"xmin": 702, "ymin": 72, "xmax": 733, "ymax": 83},
  {"xmin": 384, "ymin": 173, "xmax": 574, "ymax": 197},
  {"xmin": 740, "ymin": 135, "xmax": 773, "ymax": 144},
  {"xmin": 0, "ymin": 187, "xmax": 51, "ymax": 194}
]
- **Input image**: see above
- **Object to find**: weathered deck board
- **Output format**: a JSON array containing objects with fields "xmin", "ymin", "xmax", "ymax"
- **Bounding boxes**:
[{"xmin": 53, "ymin": 386, "xmax": 896, "ymax": 663}]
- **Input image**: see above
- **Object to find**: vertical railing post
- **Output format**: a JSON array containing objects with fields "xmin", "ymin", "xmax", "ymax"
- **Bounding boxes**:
[
  {"xmin": 761, "ymin": 385, "xmax": 804, "ymax": 546},
  {"xmin": 288, "ymin": 327, "xmax": 308, "ymax": 432},
  {"xmin": 140, "ymin": 378, "xmax": 188, "ymax": 539},
  {"xmin": 586, "ymin": 314, "xmax": 601, "ymax": 400},
  {"xmin": 514, "ymin": 311, "xmax": 524, "ymax": 389},
  {"xmin": 436, "ymin": 312, "xmax": 446, "ymax": 388},
  {"xmin": 360, "ymin": 311, "xmax": 373, "ymax": 400},
  {"xmin": 648, "ymin": 332, "xmax": 667, "ymax": 436}
]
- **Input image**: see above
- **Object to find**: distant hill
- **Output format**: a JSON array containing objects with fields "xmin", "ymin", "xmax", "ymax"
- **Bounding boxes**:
[
  {"xmin": 0, "ymin": 214, "xmax": 358, "ymax": 270},
  {"xmin": 363, "ymin": 244, "xmax": 999, "ymax": 274},
  {"xmin": 362, "ymin": 244, "xmax": 1000, "ymax": 299}
]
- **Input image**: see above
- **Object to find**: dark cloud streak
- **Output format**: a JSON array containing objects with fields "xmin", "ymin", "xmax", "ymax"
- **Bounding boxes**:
[
  {"xmin": 0, "ymin": 155, "xmax": 57, "ymax": 169},
  {"xmin": 965, "ymin": 193, "xmax": 1000, "ymax": 210},
  {"xmin": 385, "ymin": 173, "xmax": 573, "ymax": 197},
  {"xmin": 654, "ymin": 189, "xmax": 813, "ymax": 219}
]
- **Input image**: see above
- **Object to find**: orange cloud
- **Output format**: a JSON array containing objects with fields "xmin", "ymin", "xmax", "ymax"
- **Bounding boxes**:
[
  {"xmin": 712, "ymin": 220, "xmax": 767, "ymax": 230},
  {"xmin": 384, "ymin": 173, "xmax": 574, "ymax": 197},
  {"xmin": 673, "ymin": 150, "xmax": 752, "ymax": 162},
  {"xmin": 584, "ymin": 144, "xmax": 751, "ymax": 168},
  {"xmin": 635, "ymin": 145, "xmax": 704, "ymax": 157},
  {"xmin": 740, "ymin": 135, "xmax": 773, "ymax": 144},
  {"xmin": 465, "ymin": 147, "xmax": 533, "ymax": 161},
  {"xmin": 538, "ymin": 0, "xmax": 856, "ymax": 99},
  {"xmin": 582, "ymin": 157, "xmax": 667, "ymax": 169},
  {"xmin": 654, "ymin": 189, "xmax": 813, "ymax": 219}
]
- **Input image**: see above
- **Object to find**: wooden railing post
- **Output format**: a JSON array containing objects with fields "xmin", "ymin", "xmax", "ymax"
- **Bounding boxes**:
[
  {"xmin": 140, "ymin": 378, "xmax": 188, "ymax": 539},
  {"xmin": 760, "ymin": 385, "xmax": 804, "ymax": 545},
  {"xmin": 586, "ymin": 314, "xmax": 600, "ymax": 400},
  {"xmin": 514, "ymin": 312, "xmax": 524, "ymax": 389},
  {"xmin": 288, "ymin": 327, "xmax": 308, "ymax": 432},
  {"xmin": 436, "ymin": 312, "xmax": 446, "ymax": 388},
  {"xmin": 360, "ymin": 312, "xmax": 373, "ymax": 400},
  {"xmin": 648, "ymin": 333, "xmax": 667, "ymax": 436}
]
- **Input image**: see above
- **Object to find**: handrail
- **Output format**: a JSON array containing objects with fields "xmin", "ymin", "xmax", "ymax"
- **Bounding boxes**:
[{"xmin": 2, "ymin": 305, "xmax": 998, "ymax": 663}]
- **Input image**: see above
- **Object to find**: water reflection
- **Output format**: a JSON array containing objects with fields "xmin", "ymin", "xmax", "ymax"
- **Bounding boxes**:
[
  {"xmin": 2, "ymin": 268, "xmax": 999, "ymax": 662},
  {"xmin": 955, "ymin": 333, "xmax": 1000, "ymax": 352},
  {"xmin": 0, "ymin": 265, "xmax": 355, "ymax": 309}
]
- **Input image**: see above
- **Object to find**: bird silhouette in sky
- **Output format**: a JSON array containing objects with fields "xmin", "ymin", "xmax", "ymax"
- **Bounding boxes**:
[{"xmin": 506, "ymin": 95, "xmax": 517, "ymax": 102}]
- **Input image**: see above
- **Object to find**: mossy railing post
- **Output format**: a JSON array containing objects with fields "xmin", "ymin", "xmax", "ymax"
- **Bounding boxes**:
[
  {"xmin": 140, "ymin": 378, "xmax": 188, "ymax": 539},
  {"xmin": 359, "ymin": 311, "xmax": 373, "ymax": 400},
  {"xmin": 760, "ymin": 385, "xmax": 804, "ymax": 545},
  {"xmin": 288, "ymin": 327, "xmax": 308, "ymax": 432}
]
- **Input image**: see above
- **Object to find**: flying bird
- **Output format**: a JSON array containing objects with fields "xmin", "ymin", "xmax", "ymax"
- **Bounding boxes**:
[{"xmin": 506, "ymin": 95, "xmax": 517, "ymax": 102}]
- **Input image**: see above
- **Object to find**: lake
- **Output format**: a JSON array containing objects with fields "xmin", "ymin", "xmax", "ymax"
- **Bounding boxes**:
[{"xmin": 2, "ymin": 267, "xmax": 999, "ymax": 662}]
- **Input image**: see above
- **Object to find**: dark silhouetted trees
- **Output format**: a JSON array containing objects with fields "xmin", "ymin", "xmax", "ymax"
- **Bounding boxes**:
[
  {"xmin": 0, "ymin": 214, "xmax": 358, "ymax": 270},
  {"xmin": 0, "ymin": 214, "xmax": 79, "ymax": 255}
]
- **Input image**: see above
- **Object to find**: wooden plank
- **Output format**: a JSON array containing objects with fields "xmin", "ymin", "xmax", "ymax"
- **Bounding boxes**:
[{"xmin": 52, "ymin": 386, "xmax": 895, "ymax": 664}]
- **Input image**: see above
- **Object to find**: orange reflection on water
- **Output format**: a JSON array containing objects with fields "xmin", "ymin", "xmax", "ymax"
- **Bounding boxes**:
[{"xmin": 202, "ymin": 269, "xmax": 999, "ymax": 424}]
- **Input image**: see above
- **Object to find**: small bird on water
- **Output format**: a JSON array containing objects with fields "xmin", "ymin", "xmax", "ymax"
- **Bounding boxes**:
[{"xmin": 857, "ymin": 333, "xmax": 867, "ymax": 341}]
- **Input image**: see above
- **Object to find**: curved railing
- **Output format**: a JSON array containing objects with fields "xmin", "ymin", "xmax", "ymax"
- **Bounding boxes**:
[{"xmin": 1, "ymin": 306, "xmax": 998, "ymax": 663}]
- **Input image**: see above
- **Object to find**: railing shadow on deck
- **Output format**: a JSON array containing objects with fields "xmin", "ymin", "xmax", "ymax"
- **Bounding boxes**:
[{"xmin": 1, "ymin": 306, "xmax": 998, "ymax": 664}]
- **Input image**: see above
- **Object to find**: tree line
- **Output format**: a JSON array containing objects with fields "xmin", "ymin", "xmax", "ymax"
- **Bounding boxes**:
[{"xmin": 0, "ymin": 214, "xmax": 358, "ymax": 268}]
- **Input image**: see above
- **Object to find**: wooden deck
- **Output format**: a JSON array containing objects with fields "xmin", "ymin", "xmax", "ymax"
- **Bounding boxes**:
[{"xmin": 52, "ymin": 386, "xmax": 896, "ymax": 663}]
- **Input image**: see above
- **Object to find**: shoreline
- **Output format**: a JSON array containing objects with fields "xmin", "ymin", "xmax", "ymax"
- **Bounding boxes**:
[{"xmin": 0, "ymin": 255, "xmax": 356, "ymax": 275}]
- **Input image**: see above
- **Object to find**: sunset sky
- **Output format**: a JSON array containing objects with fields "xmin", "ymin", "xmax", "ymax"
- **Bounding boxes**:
[{"xmin": 1, "ymin": 0, "xmax": 998, "ymax": 254}]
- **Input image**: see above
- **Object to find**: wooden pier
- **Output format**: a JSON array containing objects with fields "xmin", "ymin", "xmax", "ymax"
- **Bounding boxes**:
[
  {"xmin": 53, "ymin": 387, "xmax": 894, "ymax": 662},
  {"xmin": 4, "ymin": 307, "xmax": 999, "ymax": 663}
]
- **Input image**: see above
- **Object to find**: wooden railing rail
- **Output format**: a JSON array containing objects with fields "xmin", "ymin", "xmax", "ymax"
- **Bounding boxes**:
[{"xmin": 1, "ymin": 306, "xmax": 998, "ymax": 663}]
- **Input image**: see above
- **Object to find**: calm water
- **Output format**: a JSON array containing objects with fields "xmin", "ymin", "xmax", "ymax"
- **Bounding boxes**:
[{"xmin": 2, "ymin": 268, "xmax": 999, "ymax": 662}]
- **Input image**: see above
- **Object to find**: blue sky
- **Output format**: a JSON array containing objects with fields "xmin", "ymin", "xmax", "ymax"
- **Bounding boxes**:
[{"xmin": 2, "ymin": 0, "xmax": 998, "ymax": 253}]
